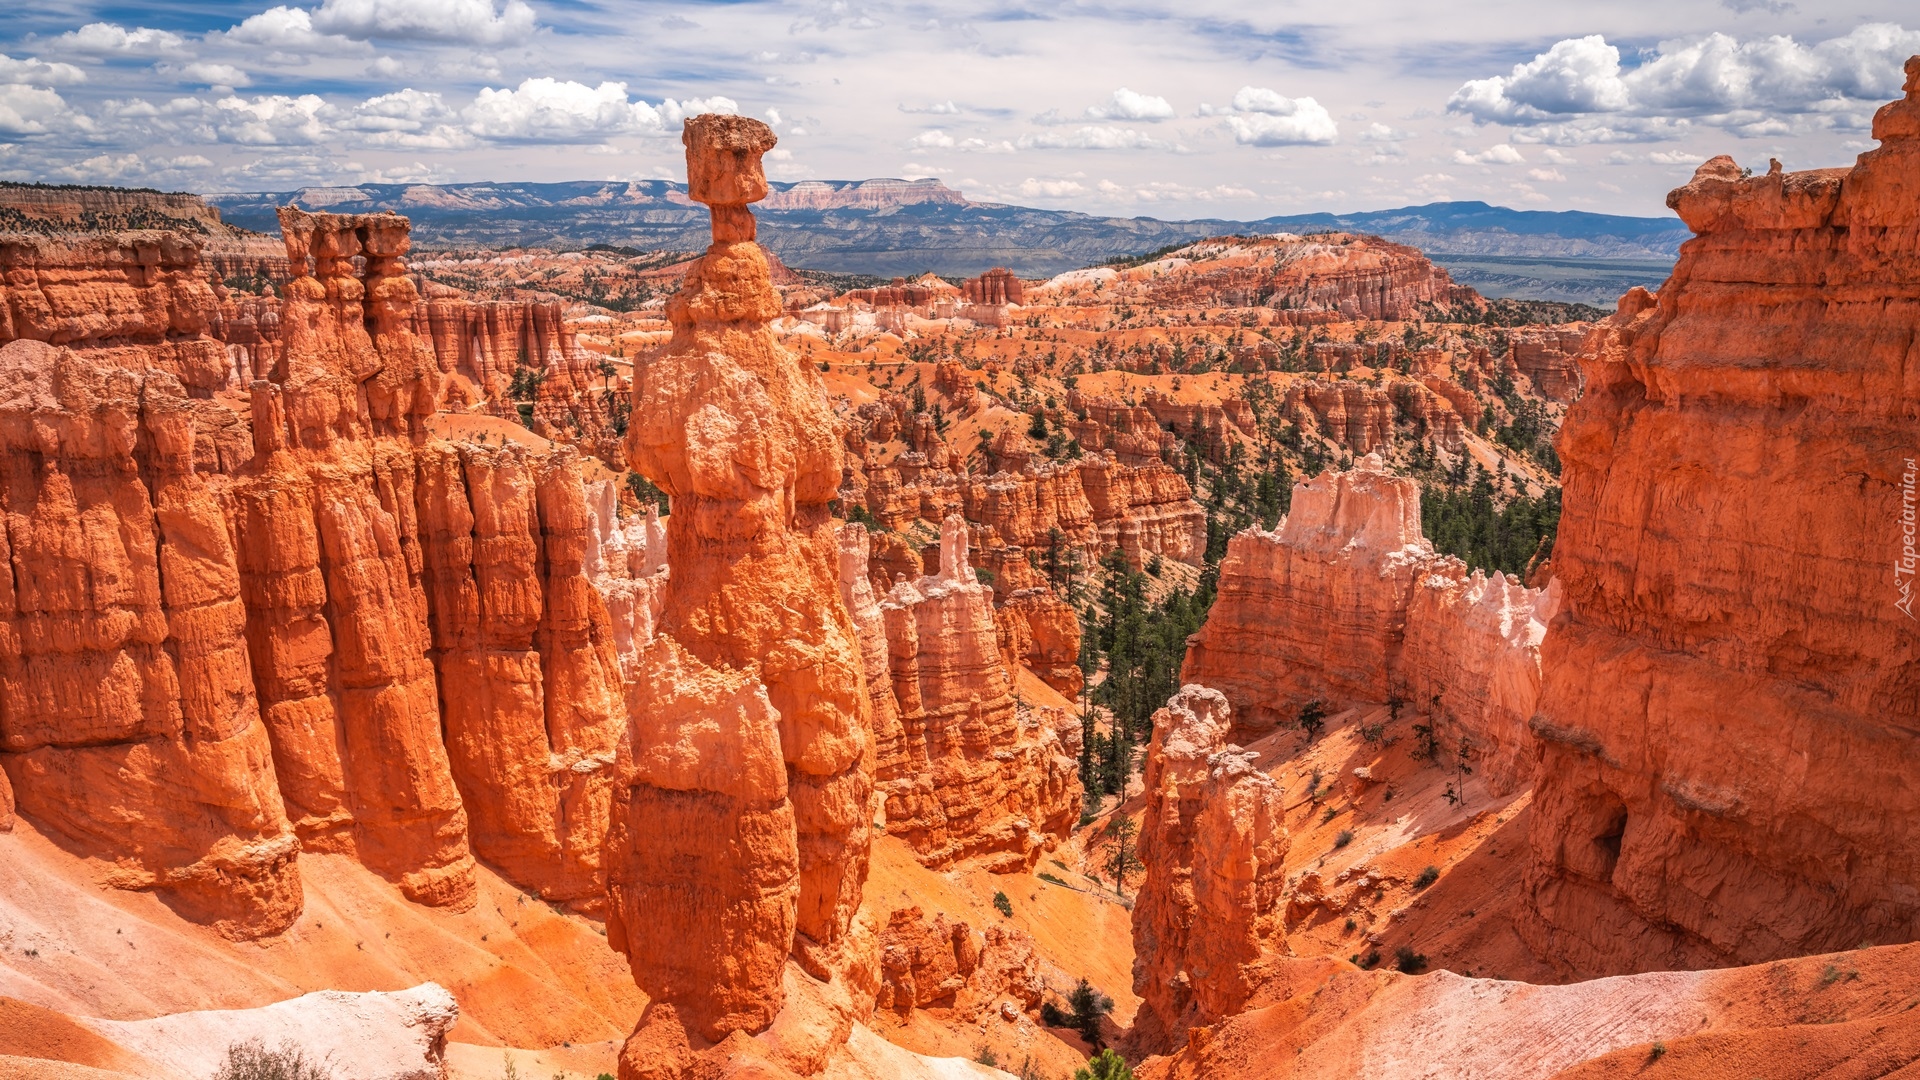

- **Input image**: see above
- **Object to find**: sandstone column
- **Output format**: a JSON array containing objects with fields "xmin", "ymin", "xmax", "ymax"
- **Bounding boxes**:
[{"xmin": 606, "ymin": 115, "xmax": 873, "ymax": 1074}]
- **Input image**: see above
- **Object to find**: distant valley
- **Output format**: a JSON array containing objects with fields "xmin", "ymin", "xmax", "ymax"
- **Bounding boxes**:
[{"xmin": 205, "ymin": 178, "xmax": 1684, "ymax": 307}]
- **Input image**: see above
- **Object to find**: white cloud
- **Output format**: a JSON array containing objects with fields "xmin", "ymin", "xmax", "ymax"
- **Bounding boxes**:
[
  {"xmin": 213, "ymin": 94, "xmax": 337, "ymax": 145},
  {"xmin": 0, "ymin": 54, "xmax": 85, "ymax": 87},
  {"xmin": 1453, "ymin": 144, "xmax": 1525, "ymax": 165},
  {"xmin": 1526, "ymin": 166, "xmax": 1567, "ymax": 182},
  {"xmin": 51, "ymin": 23, "xmax": 187, "ymax": 56},
  {"xmin": 1018, "ymin": 177, "xmax": 1087, "ymax": 198},
  {"xmin": 310, "ymin": 0, "xmax": 538, "ymax": 44},
  {"xmin": 1199, "ymin": 87, "xmax": 1338, "ymax": 146},
  {"xmin": 1360, "ymin": 122, "xmax": 1410, "ymax": 142},
  {"xmin": 1648, "ymin": 150, "xmax": 1702, "ymax": 165},
  {"xmin": 1019, "ymin": 125, "xmax": 1176, "ymax": 151},
  {"xmin": 346, "ymin": 87, "xmax": 472, "ymax": 148},
  {"xmin": 55, "ymin": 152, "xmax": 213, "ymax": 184},
  {"xmin": 900, "ymin": 100, "xmax": 960, "ymax": 115},
  {"xmin": 909, "ymin": 129, "xmax": 955, "ymax": 149},
  {"xmin": 659, "ymin": 97, "xmax": 738, "ymax": 126},
  {"xmin": 466, "ymin": 79, "xmax": 662, "ymax": 140},
  {"xmin": 162, "ymin": 63, "xmax": 254, "ymax": 88},
  {"xmin": 1450, "ymin": 23, "xmax": 1920, "ymax": 137},
  {"xmin": 1086, "ymin": 88, "xmax": 1174, "ymax": 122},
  {"xmin": 1541, "ymin": 147, "xmax": 1577, "ymax": 164},
  {"xmin": 0, "ymin": 84, "xmax": 78, "ymax": 135},
  {"xmin": 223, "ymin": 7, "xmax": 349, "ymax": 50}
]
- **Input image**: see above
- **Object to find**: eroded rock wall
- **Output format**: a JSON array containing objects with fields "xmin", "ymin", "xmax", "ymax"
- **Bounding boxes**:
[
  {"xmin": 876, "ymin": 517, "xmax": 1081, "ymax": 872},
  {"xmin": 1182, "ymin": 455, "xmax": 1556, "ymax": 789},
  {"xmin": 1520, "ymin": 63, "xmax": 1920, "ymax": 976}
]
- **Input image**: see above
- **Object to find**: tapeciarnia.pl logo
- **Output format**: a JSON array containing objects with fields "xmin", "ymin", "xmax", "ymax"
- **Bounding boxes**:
[{"xmin": 1899, "ymin": 456, "xmax": 1917, "ymax": 620}]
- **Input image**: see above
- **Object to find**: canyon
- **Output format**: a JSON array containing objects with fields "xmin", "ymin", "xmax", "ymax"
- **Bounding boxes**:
[{"xmin": 2, "ymin": 57, "xmax": 1918, "ymax": 1080}]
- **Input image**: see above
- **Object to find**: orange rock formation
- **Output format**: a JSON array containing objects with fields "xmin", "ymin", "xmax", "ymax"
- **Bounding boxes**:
[
  {"xmin": 1130, "ymin": 686, "xmax": 1288, "ymax": 1053},
  {"xmin": 1182, "ymin": 455, "xmax": 1557, "ymax": 790},
  {"xmin": 874, "ymin": 516, "xmax": 1081, "ymax": 871},
  {"xmin": 605, "ymin": 114, "xmax": 875, "ymax": 1075},
  {"xmin": 1521, "ymin": 59, "xmax": 1920, "ymax": 976}
]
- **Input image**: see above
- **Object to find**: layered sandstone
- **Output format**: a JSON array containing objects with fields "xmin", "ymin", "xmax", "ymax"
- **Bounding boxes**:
[
  {"xmin": 605, "ymin": 115, "xmax": 876, "ymax": 1074},
  {"xmin": 877, "ymin": 517, "xmax": 1081, "ymax": 871},
  {"xmin": 1182, "ymin": 456, "xmax": 1556, "ymax": 788},
  {"xmin": 1520, "ymin": 62, "xmax": 1920, "ymax": 976},
  {"xmin": 1131, "ymin": 685, "xmax": 1288, "ymax": 1053},
  {"xmin": 0, "ymin": 336, "xmax": 301, "ymax": 939}
]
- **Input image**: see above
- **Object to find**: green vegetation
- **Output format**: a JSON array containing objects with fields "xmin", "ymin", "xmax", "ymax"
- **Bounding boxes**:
[
  {"xmin": 1043, "ymin": 979, "xmax": 1116, "ymax": 1049},
  {"xmin": 1095, "ymin": 816, "xmax": 1144, "ymax": 896},
  {"xmin": 1420, "ymin": 472, "xmax": 1559, "ymax": 579},
  {"xmin": 1394, "ymin": 944, "xmax": 1429, "ymax": 974},
  {"xmin": 1074, "ymin": 1049, "xmax": 1135, "ymax": 1080},
  {"xmin": 993, "ymin": 890, "xmax": 1013, "ymax": 917},
  {"xmin": 1413, "ymin": 865, "xmax": 1440, "ymax": 889}
]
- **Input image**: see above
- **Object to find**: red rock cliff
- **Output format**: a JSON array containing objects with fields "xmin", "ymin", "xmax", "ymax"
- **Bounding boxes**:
[
  {"xmin": 1182, "ymin": 455, "xmax": 1556, "ymax": 789},
  {"xmin": 1521, "ymin": 61, "xmax": 1920, "ymax": 977}
]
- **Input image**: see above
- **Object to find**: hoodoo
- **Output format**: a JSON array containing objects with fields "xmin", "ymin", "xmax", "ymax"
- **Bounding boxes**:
[{"xmin": 605, "ymin": 114, "xmax": 877, "ymax": 1078}]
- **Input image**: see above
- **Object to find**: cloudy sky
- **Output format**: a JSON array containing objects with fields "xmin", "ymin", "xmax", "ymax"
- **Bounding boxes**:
[{"xmin": 1, "ymin": 0, "xmax": 1915, "ymax": 220}]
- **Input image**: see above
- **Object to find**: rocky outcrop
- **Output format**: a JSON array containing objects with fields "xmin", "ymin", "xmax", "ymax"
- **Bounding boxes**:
[
  {"xmin": 1182, "ymin": 456, "xmax": 1556, "ymax": 788},
  {"xmin": 0, "ymin": 335, "xmax": 301, "ymax": 940},
  {"xmin": 605, "ymin": 115, "xmax": 876, "ymax": 1074},
  {"xmin": 0, "ymin": 208, "xmax": 665, "ymax": 937},
  {"xmin": 1520, "ymin": 63, "xmax": 1920, "ymax": 978},
  {"xmin": 877, "ymin": 516, "xmax": 1081, "ymax": 872},
  {"xmin": 1131, "ymin": 685, "xmax": 1288, "ymax": 1054},
  {"xmin": 962, "ymin": 268, "xmax": 1023, "ymax": 306},
  {"xmin": 1141, "ymin": 234, "xmax": 1471, "ymax": 323},
  {"xmin": 874, "ymin": 906, "xmax": 1043, "ymax": 1019},
  {"xmin": 1077, "ymin": 456, "xmax": 1206, "ymax": 567},
  {"xmin": 415, "ymin": 442, "xmax": 627, "ymax": 903},
  {"xmin": 1507, "ymin": 325, "xmax": 1587, "ymax": 403}
]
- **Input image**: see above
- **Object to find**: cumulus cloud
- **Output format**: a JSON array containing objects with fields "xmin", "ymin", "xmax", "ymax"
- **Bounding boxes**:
[
  {"xmin": 162, "ymin": 63, "xmax": 254, "ymax": 88},
  {"xmin": 0, "ymin": 84, "xmax": 79, "ymax": 135},
  {"xmin": 0, "ymin": 54, "xmax": 86, "ymax": 86},
  {"xmin": 1086, "ymin": 88, "xmax": 1174, "ymax": 122},
  {"xmin": 1359, "ymin": 122, "xmax": 1410, "ymax": 142},
  {"xmin": 222, "ymin": 7, "xmax": 351, "ymax": 49},
  {"xmin": 659, "ymin": 97, "xmax": 738, "ymax": 126},
  {"xmin": 51, "ymin": 23, "xmax": 188, "ymax": 56},
  {"xmin": 345, "ymin": 88, "xmax": 472, "ymax": 148},
  {"xmin": 1019, "ymin": 125, "xmax": 1177, "ymax": 151},
  {"xmin": 1453, "ymin": 144, "xmax": 1525, "ymax": 165},
  {"xmin": 909, "ymin": 129, "xmax": 955, "ymax": 149},
  {"xmin": 1018, "ymin": 177, "xmax": 1087, "ymax": 198},
  {"xmin": 466, "ymin": 79, "xmax": 662, "ymax": 140},
  {"xmin": 55, "ymin": 152, "xmax": 213, "ymax": 184},
  {"xmin": 213, "ymin": 94, "xmax": 336, "ymax": 145},
  {"xmin": 1199, "ymin": 87, "xmax": 1338, "ymax": 146},
  {"xmin": 900, "ymin": 100, "xmax": 961, "ymax": 115},
  {"xmin": 310, "ymin": 0, "xmax": 538, "ymax": 44},
  {"xmin": 1449, "ymin": 23, "xmax": 1920, "ymax": 139}
]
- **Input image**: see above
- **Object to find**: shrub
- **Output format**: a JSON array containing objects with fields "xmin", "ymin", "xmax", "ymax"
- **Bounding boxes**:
[
  {"xmin": 1649, "ymin": 1040, "xmax": 1667, "ymax": 1061},
  {"xmin": 993, "ymin": 890, "xmax": 1014, "ymax": 917},
  {"xmin": 1413, "ymin": 865, "xmax": 1439, "ymax": 889},
  {"xmin": 1358, "ymin": 949, "xmax": 1381, "ymax": 969},
  {"xmin": 1074, "ymin": 1049, "xmax": 1134, "ymax": 1080},
  {"xmin": 1298, "ymin": 699, "xmax": 1327, "ymax": 739},
  {"xmin": 977, "ymin": 1047, "xmax": 1000, "ymax": 1067},
  {"xmin": 212, "ymin": 1041, "xmax": 332, "ymax": 1080},
  {"xmin": 1333, "ymin": 829, "xmax": 1354, "ymax": 849},
  {"xmin": 1394, "ymin": 945, "xmax": 1428, "ymax": 974},
  {"xmin": 1060, "ymin": 978, "xmax": 1114, "ymax": 1047},
  {"xmin": 1039, "ymin": 872, "xmax": 1072, "ymax": 887}
]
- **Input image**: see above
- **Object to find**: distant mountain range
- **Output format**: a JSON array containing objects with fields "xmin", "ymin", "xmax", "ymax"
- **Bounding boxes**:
[{"xmin": 203, "ymin": 179, "xmax": 1686, "ymax": 307}]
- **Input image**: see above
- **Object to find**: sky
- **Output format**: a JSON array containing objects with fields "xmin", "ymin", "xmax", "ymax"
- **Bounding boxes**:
[{"xmin": 1, "ymin": 0, "xmax": 1916, "ymax": 221}]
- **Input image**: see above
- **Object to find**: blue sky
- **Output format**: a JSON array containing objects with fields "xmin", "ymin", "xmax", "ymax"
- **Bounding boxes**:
[{"xmin": 1, "ymin": 0, "xmax": 1916, "ymax": 219}]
